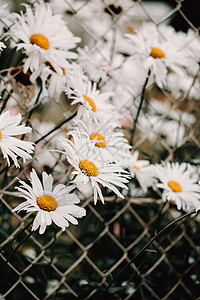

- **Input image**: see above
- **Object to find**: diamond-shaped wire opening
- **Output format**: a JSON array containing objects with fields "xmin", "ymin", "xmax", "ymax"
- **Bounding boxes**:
[
  {"xmin": 4, "ymin": 281, "xmax": 42, "ymax": 300},
  {"xmin": 0, "ymin": 264, "xmax": 19, "ymax": 297},
  {"xmin": 168, "ymin": 283, "xmax": 197, "ymax": 300},
  {"xmin": 87, "ymin": 234, "xmax": 124, "ymax": 272},
  {"xmin": 125, "ymin": 285, "xmax": 161, "ymax": 300},
  {"xmin": 62, "ymin": 258, "xmax": 103, "ymax": 299},
  {"xmin": 75, "ymin": 205, "xmax": 106, "ymax": 247},
  {"xmin": 108, "ymin": 207, "xmax": 146, "ymax": 248},
  {"xmin": 166, "ymin": 237, "xmax": 199, "ymax": 274},
  {"xmin": 180, "ymin": 264, "xmax": 200, "ymax": 298},
  {"xmin": 143, "ymin": 260, "xmax": 179, "ymax": 298},
  {"xmin": 0, "ymin": 232, "xmax": 44, "ymax": 274},
  {"xmin": 173, "ymin": 137, "xmax": 200, "ymax": 163},
  {"xmin": 46, "ymin": 283, "xmax": 77, "ymax": 300}
]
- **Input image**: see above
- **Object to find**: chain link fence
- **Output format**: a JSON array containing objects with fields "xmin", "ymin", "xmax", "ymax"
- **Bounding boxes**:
[{"xmin": 0, "ymin": 0, "xmax": 200, "ymax": 299}]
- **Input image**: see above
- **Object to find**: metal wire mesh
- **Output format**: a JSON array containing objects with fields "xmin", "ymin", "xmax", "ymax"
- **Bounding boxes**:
[{"xmin": 0, "ymin": 0, "xmax": 200, "ymax": 299}]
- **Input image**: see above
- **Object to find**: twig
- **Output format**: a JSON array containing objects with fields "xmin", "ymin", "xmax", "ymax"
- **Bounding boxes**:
[
  {"xmin": 1, "ymin": 230, "xmax": 34, "ymax": 274},
  {"xmin": 107, "ymin": 209, "xmax": 196, "ymax": 289},
  {"xmin": 25, "ymin": 80, "xmax": 43, "ymax": 124},
  {"xmin": 131, "ymin": 69, "xmax": 151, "ymax": 145},
  {"xmin": 35, "ymin": 111, "xmax": 77, "ymax": 144},
  {"xmin": 0, "ymin": 219, "xmax": 34, "ymax": 252}
]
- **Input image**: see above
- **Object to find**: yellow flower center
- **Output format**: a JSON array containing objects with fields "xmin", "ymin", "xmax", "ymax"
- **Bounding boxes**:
[
  {"xmin": 90, "ymin": 132, "xmax": 106, "ymax": 148},
  {"xmin": 30, "ymin": 34, "xmax": 49, "ymax": 50},
  {"xmin": 0, "ymin": 130, "xmax": 2, "ymax": 141},
  {"xmin": 82, "ymin": 94, "xmax": 96, "ymax": 112},
  {"xmin": 126, "ymin": 25, "xmax": 137, "ymax": 34},
  {"xmin": 79, "ymin": 160, "xmax": 98, "ymax": 176},
  {"xmin": 150, "ymin": 47, "xmax": 165, "ymax": 59},
  {"xmin": 99, "ymin": 64, "xmax": 108, "ymax": 68},
  {"xmin": 168, "ymin": 180, "xmax": 182, "ymax": 193},
  {"xmin": 133, "ymin": 165, "xmax": 140, "ymax": 171},
  {"xmin": 37, "ymin": 195, "xmax": 57, "ymax": 211},
  {"xmin": 62, "ymin": 67, "xmax": 66, "ymax": 76}
]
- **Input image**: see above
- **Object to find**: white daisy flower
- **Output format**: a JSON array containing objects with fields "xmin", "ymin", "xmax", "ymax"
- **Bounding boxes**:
[
  {"xmin": 58, "ymin": 132, "xmax": 130, "ymax": 204},
  {"xmin": 65, "ymin": 66, "xmax": 114, "ymax": 121},
  {"xmin": 0, "ymin": 111, "xmax": 34, "ymax": 167},
  {"xmin": 134, "ymin": 99, "xmax": 196, "ymax": 147},
  {"xmin": 9, "ymin": 2, "xmax": 81, "ymax": 81},
  {"xmin": 159, "ymin": 26, "xmax": 200, "ymax": 75},
  {"xmin": 166, "ymin": 71, "xmax": 200, "ymax": 100},
  {"xmin": 71, "ymin": 117, "xmax": 131, "ymax": 163},
  {"xmin": 77, "ymin": 46, "xmax": 109, "ymax": 82},
  {"xmin": 155, "ymin": 162, "xmax": 200, "ymax": 211},
  {"xmin": 125, "ymin": 22, "xmax": 189, "ymax": 88},
  {"xmin": 185, "ymin": 29, "xmax": 200, "ymax": 76},
  {"xmin": 77, "ymin": 45, "xmax": 124, "ymax": 83},
  {"xmin": 149, "ymin": 99, "xmax": 196, "ymax": 126},
  {"xmin": 12, "ymin": 169, "xmax": 86, "ymax": 234},
  {"xmin": 135, "ymin": 114, "xmax": 184, "ymax": 147},
  {"xmin": 123, "ymin": 150, "xmax": 157, "ymax": 192}
]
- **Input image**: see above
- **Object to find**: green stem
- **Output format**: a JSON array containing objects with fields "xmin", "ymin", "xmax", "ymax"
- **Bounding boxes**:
[
  {"xmin": 131, "ymin": 69, "xmax": 151, "ymax": 145},
  {"xmin": 0, "ymin": 92, "xmax": 12, "ymax": 113},
  {"xmin": 35, "ymin": 111, "xmax": 77, "ymax": 144},
  {"xmin": 108, "ymin": 209, "xmax": 196, "ymax": 288},
  {"xmin": 25, "ymin": 80, "xmax": 43, "ymax": 125},
  {"xmin": 7, "ymin": 230, "xmax": 33, "ymax": 260},
  {"xmin": 0, "ymin": 163, "xmax": 13, "ymax": 176},
  {"xmin": 110, "ymin": 27, "xmax": 116, "ymax": 65},
  {"xmin": 2, "ymin": 230, "xmax": 33, "ymax": 274},
  {"xmin": 0, "ymin": 219, "xmax": 34, "ymax": 252}
]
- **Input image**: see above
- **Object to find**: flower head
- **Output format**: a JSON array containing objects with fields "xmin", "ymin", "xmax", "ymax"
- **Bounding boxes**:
[
  {"xmin": 155, "ymin": 162, "xmax": 200, "ymax": 211},
  {"xmin": 71, "ymin": 116, "xmax": 131, "ymax": 163},
  {"xmin": 58, "ymin": 132, "xmax": 130, "ymax": 204},
  {"xmin": 12, "ymin": 169, "xmax": 86, "ymax": 234},
  {"xmin": 123, "ymin": 150, "xmax": 157, "ymax": 192},
  {"xmin": 125, "ymin": 22, "xmax": 190, "ymax": 88},
  {"xmin": 9, "ymin": 2, "xmax": 81, "ymax": 81},
  {"xmin": 65, "ymin": 65, "xmax": 114, "ymax": 121},
  {"xmin": 0, "ymin": 111, "xmax": 34, "ymax": 167}
]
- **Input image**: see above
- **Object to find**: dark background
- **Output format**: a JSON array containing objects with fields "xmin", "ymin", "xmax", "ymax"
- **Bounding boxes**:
[{"xmin": 149, "ymin": 0, "xmax": 199, "ymax": 32}]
